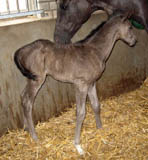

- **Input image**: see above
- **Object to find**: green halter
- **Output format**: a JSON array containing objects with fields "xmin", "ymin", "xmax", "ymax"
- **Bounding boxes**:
[{"xmin": 130, "ymin": 19, "xmax": 145, "ymax": 30}]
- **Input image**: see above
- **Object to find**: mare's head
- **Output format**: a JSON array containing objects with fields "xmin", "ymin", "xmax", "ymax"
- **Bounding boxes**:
[
  {"xmin": 54, "ymin": 0, "xmax": 93, "ymax": 44},
  {"xmin": 113, "ymin": 13, "xmax": 137, "ymax": 46}
]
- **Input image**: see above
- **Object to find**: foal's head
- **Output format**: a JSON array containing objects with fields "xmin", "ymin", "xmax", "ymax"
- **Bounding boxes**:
[{"xmin": 114, "ymin": 14, "xmax": 137, "ymax": 46}]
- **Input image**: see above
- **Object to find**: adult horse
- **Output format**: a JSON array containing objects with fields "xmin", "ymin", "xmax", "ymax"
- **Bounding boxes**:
[{"xmin": 54, "ymin": 0, "xmax": 148, "ymax": 44}]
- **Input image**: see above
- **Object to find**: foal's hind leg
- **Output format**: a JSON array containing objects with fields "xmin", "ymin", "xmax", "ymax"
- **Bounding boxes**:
[
  {"xmin": 88, "ymin": 83, "xmax": 102, "ymax": 129},
  {"xmin": 21, "ymin": 76, "xmax": 46, "ymax": 140},
  {"xmin": 74, "ymin": 84, "xmax": 88, "ymax": 155}
]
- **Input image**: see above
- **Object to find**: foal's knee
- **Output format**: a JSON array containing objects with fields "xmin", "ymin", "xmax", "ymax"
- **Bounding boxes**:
[{"xmin": 91, "ymin": 102, "xmax": 100, "ymax": 113}]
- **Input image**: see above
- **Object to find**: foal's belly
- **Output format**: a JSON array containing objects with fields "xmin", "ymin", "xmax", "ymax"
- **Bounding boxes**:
[{"xmin": 48, "ymin": 61, "xmax": 105, "ymax": 85}]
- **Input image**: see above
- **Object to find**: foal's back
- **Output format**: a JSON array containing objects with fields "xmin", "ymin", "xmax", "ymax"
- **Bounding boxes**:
[{"xmin": 16, "ymin": 38, "xmax": 102, "ymax": 83}]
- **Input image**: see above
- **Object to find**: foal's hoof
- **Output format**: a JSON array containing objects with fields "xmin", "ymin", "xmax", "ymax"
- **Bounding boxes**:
[
  {"xmin": 75, "ymin": 144, "xmax": 85, "ymax": 155},
  {"xmin": 32, "ymin": 134, "xmax": 38, "ymax": 141},
  {"xmin": 24, "ymin": 127, "xmax": 29, "ymax": 132},
  {"xmin": 96, "ymin": 123, "xmax": 102, "ymax": 129},
  {"xmin": 97, "ymin": 125, "xmax": 102, "ymax": 129}
]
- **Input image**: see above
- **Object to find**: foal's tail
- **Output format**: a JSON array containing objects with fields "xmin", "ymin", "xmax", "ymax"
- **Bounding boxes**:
[{"xmin": 14, "ymin": 49, "xmax": 37, "ymax": 81}]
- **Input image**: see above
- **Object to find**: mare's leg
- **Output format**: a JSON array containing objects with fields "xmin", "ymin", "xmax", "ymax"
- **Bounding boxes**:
[
  {"xmin": 74, "ymin": 84, "xmax": 88, "ymax": 155},
  {"xmin": 88, "ymin": 83, "xmax": 102, "ymax": 129},
  {"xmin": 21, "ymin": 76, "xmax": 46, "ymax": 140}
]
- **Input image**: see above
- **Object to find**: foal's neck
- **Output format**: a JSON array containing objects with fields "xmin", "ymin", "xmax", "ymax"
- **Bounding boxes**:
[{"xmin": 88, "ymin": 22, "xmax": 119, "ymax": 62}]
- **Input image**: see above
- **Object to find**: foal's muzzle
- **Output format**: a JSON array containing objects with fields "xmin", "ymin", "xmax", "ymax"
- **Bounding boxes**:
[{"xmin": 129, "ymin": 38, "xmax": 137, "ymax": 47}]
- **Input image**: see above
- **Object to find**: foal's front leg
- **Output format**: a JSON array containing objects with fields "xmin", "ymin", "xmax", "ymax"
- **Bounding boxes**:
[
  {"xmin": 74, "ymin": 84, "xmax": 88, "ymax": 155},
  {"xmin": 88, "ymin": 83, "xmax": 102, "ymax": 129},
  {"xmin": 21, "ymin": 78, "xmax": 45, "ymax": 140}
]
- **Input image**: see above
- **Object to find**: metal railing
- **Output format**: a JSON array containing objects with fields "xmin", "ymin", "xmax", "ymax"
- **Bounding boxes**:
[
  {"xmin": 0, "ymin": 1, "xmax": 103, "ymax": 20},
  {"xmin": 0, "ymin": 0, "xmax": 44, "ymax": 19}
]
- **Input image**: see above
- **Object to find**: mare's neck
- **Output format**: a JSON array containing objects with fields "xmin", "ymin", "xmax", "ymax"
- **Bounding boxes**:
[{"xmin": 88, "ymin": 22, "xmax": 119, "ymax": 62}]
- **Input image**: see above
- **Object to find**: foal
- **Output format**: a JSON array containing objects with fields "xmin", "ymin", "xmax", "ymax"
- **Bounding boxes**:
[{"xmin": 14, "ymin": 14, "xmax": 136, "ymax": 155}]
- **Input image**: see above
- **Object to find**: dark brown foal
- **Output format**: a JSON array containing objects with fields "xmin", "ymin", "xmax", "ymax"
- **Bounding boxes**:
[{"xmin": 14, "ymin": 13, "xmax": 136, "ymax": 155}]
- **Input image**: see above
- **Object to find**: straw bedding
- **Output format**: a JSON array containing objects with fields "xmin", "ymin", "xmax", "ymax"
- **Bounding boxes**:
[{"xmin": 0, "ymin": 80, "xmax": 148, "ymax": 160}]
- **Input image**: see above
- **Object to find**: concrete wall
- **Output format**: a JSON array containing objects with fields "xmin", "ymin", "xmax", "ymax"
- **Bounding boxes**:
[{"xmin": 0, "ymin": 13, "xmax": 148, "ymax": 136}]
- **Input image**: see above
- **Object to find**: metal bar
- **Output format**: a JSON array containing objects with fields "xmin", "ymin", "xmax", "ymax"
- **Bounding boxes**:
[
  {"xmin": 6, "ymin": 0, "xmax": 10, "ymax": 14},
  {"xmin": 35, "ymin": 0, "xmax": 38, "ymax": 10},
  {"xmin": 39, "ymin": 0, "xmax": 55, "ymax": 3},
  {"xmin": 0, "ymin": 10, "xmax": 43, "ymax": 19},
  {"xmin": 26, "ymin": 0, "xmax": 29, "ymax": 11},
  {"xmin": 16, "ymin": 0, "xmax": 20, "ymax": 13}
]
